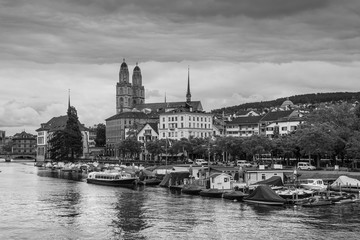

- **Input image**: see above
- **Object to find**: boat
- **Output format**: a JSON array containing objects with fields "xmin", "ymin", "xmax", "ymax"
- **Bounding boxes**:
[
  {"xmin": 330, "ymin": 176, "xmax": 360, "ymax": 193},
  {"xmin": 181, "ymin": 185, "xmax": 204, "ymax": 195},
  {"xmin": 276, "ymin": 188, "xmax": 314, "ymax": 201},
  {"xmin": 299, "ymin": 179, "xmax": 327, "ymax": 191},
  {"xmin": 243, "ymin": 185, "xmax": 286, "ymax": 206},
  {"xmin": 301, "ymin": 196, "xmax": 333, "ymax": 207},
  {"xmin": 141, "ymin": 177, "xmax": 162, "ymax": 186},
  {"xmin": 223, "ymin": 190, "xmax": 248, "ymax": 201},
  {"xmin": 199, "ymin": 188, "xmax": 224, "ymax": 198},
  {"xmin": 86, "ymin": 171, "xmax": 138, "ymax": 187}
]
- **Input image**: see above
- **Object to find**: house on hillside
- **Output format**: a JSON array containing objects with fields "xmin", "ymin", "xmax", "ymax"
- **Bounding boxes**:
[
  {"xmin": 225, "ymin": 116, "xmax": 263, "ymax": 137},
  {"xmin": 259, "ymin": 110, "xmax": 304, "ymax": 137}
]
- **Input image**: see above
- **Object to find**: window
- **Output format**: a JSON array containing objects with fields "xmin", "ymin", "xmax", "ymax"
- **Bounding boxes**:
[
  {"xmin": 281, "ymin": 127, "xmax": 287, "ymax": 131},
  {"xmin": 181, "ymin": 116, "xmax": 183, "ymax": 121}
]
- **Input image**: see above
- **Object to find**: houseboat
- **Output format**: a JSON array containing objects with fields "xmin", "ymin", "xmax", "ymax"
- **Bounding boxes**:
[{"xmin": 86, "ymin": 171, "xmax": 138, "ymax": 187}]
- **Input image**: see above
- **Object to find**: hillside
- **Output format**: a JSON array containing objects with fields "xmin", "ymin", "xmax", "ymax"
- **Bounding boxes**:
[{"xmin": 211, "ymin": 92, "xmax": 360, "ymax": 114}]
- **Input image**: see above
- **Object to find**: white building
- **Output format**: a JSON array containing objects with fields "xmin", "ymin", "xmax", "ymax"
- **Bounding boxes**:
[{"xmin": 159, "ymin": 109, "xmax": 213, "ymax": 140}]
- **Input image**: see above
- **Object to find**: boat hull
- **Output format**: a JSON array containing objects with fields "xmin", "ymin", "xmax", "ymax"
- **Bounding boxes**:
[
  {"xmin": 181, "ymin": 186, "xmax": 204, "ymax": 195},
  {"xmin": 86, "ymin": 178, "xmax": 138, "ymax": 187},
  {"xmin": 243, "ymin": 199, "xmax": 285, "ymax": 206},
  {"xmin": 199, "ymin": 189, "xmax": 224, "ymax": 198},
  {"xmin": 223, "ymin": 191, "xmax": 248, "ymax": 201}
]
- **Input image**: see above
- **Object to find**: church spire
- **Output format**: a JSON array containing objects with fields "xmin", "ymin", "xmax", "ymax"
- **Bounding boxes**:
[
  {"xmin": 68, "ymin": 89, "xmax": 71, "ymax": 109},
  {"xmin": 186, "ymin": 67, "xmax": 191, "ymax": 103}
]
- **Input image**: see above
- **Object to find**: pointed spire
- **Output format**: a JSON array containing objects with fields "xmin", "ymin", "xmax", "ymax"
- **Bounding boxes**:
[
  {"xmin": 186, "ymin": 66, "xmax": 191, "ymax": 103},
  {"xmin": 165, "ymin": 92, "xmax": 167, "ymax": 103},
  {"xmin": 68, "ymin": 89, "xmax": 71, "ymax": 109}
]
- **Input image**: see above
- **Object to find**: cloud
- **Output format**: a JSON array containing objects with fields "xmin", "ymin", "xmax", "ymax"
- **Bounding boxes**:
[{"xmin": 1, "ymin": 0, "xmax": 360, "ymax": 136}]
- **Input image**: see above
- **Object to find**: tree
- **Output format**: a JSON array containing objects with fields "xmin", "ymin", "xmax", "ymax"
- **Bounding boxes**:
[
  {"xmin": 48, "ymin": 105, "xmax": 83, "ymax": 162},
  {"xmin": 95, "ymin": 123, "xmax": 106, "ymax": 147},
  {"xmin": 146, "ymin": 139, "xmax": 165, "ymax": 161},
  {"xmin": 64, "ymin": 106, "xmax": 83, "ymax": 160},
  {"xmin": 118, "ymin": 137, "xmax": 142, "ymax": 159}
]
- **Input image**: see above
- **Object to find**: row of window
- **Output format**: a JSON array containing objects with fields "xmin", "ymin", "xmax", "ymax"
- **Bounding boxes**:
[
  {"xmin": 162, "ymin": 131, "xmax": 210, "ymax": 138},
  {"xmin": 266, "ymin": 126, "xmax": 297, "ymax": 131},
  {"xmin": 163, "ymin": 123, "xmax": 211, "ymax": 129},
  {"xmin": 162, "ymin": 116, "xmax": 211, "ymax": 123}
]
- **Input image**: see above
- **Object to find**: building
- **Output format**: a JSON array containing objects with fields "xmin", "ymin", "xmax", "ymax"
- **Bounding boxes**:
[
  {"xmin": 11, "ymin": 131, "xmax": 37, "ymax": 156},
  {"xmin": 159, "ymin": 109, "xmax": 213, "ymax": 140},
  {"xmin": 36, "ymin": 104, "xmax": 90, "ymax": 162},
  {"xmin": 259, "ymin": 110, "xmax": 303, "ymax": 137},
  {"xmin": 225, "ymin": 115, "xmax": 263, "ymax": 137},
  {"xmin": 105, "ymin": 111, "xmax": 157, "ymax": 157},
  {"xmin": 116, "ymin": 60, "xmax": 145, "ymax": 113},
  {"xmin": 136, "ymin": 123, "xmax": 159, "ymax": 160}
]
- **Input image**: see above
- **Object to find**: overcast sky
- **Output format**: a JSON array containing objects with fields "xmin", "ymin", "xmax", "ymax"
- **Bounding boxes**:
[{"xmin": 1, "ymin": 0, "xmax": 360, "ymax": 136}]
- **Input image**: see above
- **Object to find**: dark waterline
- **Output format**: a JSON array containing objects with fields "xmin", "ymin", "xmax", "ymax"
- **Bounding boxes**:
[{"xmin": 1, "ymin": 162, "xmax": 360, "ymax": 240}]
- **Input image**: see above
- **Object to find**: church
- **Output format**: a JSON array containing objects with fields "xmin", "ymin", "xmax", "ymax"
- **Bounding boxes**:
[{"xmin": 105, "ymin": 60, "xmax": 205, "ymax": 157}]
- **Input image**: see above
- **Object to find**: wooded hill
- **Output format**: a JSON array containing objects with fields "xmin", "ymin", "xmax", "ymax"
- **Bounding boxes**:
[{"xmin": 211, "ymin": 92, "xmax": 360, "ymax": 114}]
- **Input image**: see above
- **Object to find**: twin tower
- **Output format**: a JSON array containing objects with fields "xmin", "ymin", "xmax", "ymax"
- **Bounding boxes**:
[{"xmin": 116, "ymin": 59, "xmax": 145, "ymax": 113}]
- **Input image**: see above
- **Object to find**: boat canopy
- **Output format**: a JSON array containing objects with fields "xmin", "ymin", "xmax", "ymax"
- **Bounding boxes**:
[
  {"xmin": 254, "ymin": 176, "xmax": 284, "ymax": 186},
  {"xmin": 245, "ymin": 185, "xmax": 286, "ymax": 203},
  {"xmin": 331, "ymin": 176, "xmax": 360, "ymax": 188}
]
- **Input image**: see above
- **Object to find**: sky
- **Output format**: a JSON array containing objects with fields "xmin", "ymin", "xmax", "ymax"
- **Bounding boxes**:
[{"xmin": 1, "ymin": 0, "xmax": 360, "ymax": 136}]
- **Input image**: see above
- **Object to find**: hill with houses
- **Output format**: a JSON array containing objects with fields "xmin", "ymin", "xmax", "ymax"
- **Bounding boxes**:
[{"xmin": 211, "ymin": 92, "xmax": 360, "ymax": 115}]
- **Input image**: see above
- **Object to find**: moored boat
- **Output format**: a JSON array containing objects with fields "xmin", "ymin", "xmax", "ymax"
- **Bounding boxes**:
[
  {"xmin": 301, "ymin": 196, "xmax": 333, "ymax": 207},
  {"xmin": 299, "ymin": 179, "xmax": 327, "ymax": 192},
  {"xmin": 86, "ymin": 171, "xmax": 138, "ymax": 187},
  {"xmin": 141, "ymin": 178, "xmax": 161, "ymax": 186},
  {"xmin": 181, "ymin": 185, "xmax": 204, "ymax": 195},
  {"xmin": 243, "ymin": 185, "xmax": 286, "ymax": 206},
  {"xmin": 199, "ymin": 188, "xmax": 224, "ymax": 198},
  {"xmin": 223, "ymin": 190, "xmax": 248, "ymax": 201}
]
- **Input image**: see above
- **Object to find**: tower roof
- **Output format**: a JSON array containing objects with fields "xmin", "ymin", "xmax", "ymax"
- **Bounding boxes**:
[
  {"xmin": 134, "ymin": 62, "xmax": 141, "ymax": 71},
  {"xmin": 120, "ymin": 58, "xmax": 128, "ymax": 68}
]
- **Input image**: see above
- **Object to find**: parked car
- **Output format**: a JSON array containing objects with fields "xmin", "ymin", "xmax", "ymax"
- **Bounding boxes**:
[
  {"xmin": 195, "ymin": 159, "xmax": 208, "ymax": 166},
  {"xmin": 297, "ymin": 162, "xmax": 316, "ymax": 170},
  {"xmin": 236, "ymin": 160, "xmax": 252, "ymax": 168}
]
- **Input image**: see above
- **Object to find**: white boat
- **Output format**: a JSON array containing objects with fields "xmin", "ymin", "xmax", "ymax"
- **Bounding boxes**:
[
  {"xmin": 86, "ymin": 171, "xmax": 138, "ymax": 187},
  {"xmin": 299, "ymin": 179, "xmax": 327, "ymax": 191}
]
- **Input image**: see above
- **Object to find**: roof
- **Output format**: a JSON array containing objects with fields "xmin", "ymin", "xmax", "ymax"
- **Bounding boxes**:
[
  {"xmin": 106, "ymin": 111, "xmax": 149, "ymax": 121},
  {"xmin": 260, "ymin": 110, "xmax": 295, "ymax": 122},
  {"xmin": 13, "ymin": 131, "xmax": 36, "ymax": 139},
  {"xmin": 254, "ymin": 176, "xmax": 284, "ymax": 186},
  {"xmin": 148, "ymin": 122, "xmax": 158, "ymax": 134},
  {"xmin": 36, "ymin": 115, "xmax": 88, "ymax": 132},
  {"xmin": 135, "ymin": 101, "xmax": 203, "ymax": 112},
  {"xmin": 227, "ymin": 116, "xmax": 263, "ymax": 125},
  {"xmin": 244, "ymin": 185, "xmax": 286, "ymax": 203}
]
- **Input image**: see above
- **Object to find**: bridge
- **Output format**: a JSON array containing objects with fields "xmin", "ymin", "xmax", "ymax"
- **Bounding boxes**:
[{"xmin": 0, "ymin": 154, "xmax": 36, "ymax": 161}]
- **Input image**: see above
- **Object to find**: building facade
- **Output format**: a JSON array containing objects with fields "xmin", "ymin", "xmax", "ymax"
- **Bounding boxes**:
[
  {"xmin": 11, "ymin": 131, "xmax": 37, "ymax": 156},
  {"xmin": 159, "ymin": 110, "xmax": 213, "ymax": 140}
]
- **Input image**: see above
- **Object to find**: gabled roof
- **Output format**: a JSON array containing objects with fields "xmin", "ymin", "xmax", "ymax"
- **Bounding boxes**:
[
  {"xmin": 36, "ymin": 115, "xmax": 88, "ymax": 132},
  {"xmin": 148, "ymin": 123, "xmax": 158, "ymax": 134},
  {"xmin": 135, "ymin": 101, "xmax": 203, "ymax": 112},
  {"xmin": 106, "ymin": 111, "xmax": 149, "ymax": 121},
  {"xmin": 13, "ymin": 131, "xmax": 36, "ymax": 139},
  {"xmin": 227, "ymin": 116, "xmax": 263, "ymax": 125},
  {"xmin": 260, "ymin": 110, "xmax": 295, "ymax": 122}
]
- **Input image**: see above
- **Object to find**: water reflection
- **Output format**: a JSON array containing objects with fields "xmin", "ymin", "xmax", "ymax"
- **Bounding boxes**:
[{"xmin": 112, "ymin": 189, "xmax": 148, "ymax": 240}]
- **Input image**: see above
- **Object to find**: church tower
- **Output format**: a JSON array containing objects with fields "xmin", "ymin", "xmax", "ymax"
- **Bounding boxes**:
[
  {"xmin": 132, "ymin": 63, "xmax": 145, "ymax": 106},
  {"xmin": 116, "ymin": 59, "xmax": 133, "ymax": 113}
]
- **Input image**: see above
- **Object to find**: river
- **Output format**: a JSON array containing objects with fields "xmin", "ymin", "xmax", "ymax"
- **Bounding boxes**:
[{"xmin": 1, "ymin": 161, "xmax": 360, "ymax": 240}]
